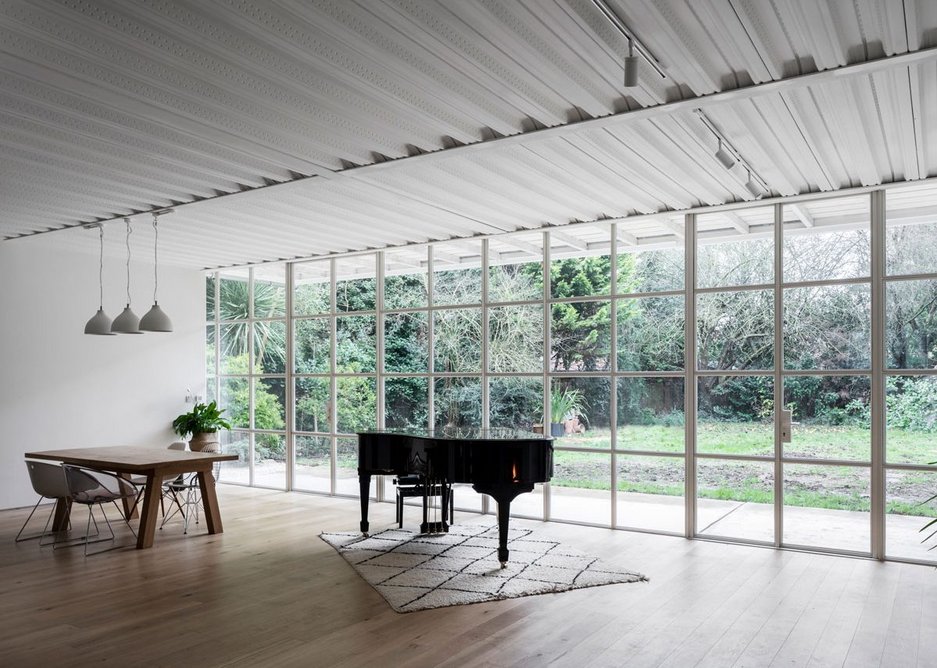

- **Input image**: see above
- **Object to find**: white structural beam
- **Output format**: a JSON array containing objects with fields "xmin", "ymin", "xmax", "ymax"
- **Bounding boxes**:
[
  {"xmin": 548, "ymin": 229, "xmax": 589, "ymax": 251},
  {"xmin": 789, "ymin": 203, "xmax": 815, "ymax": 227},
  {"xmin": 724, "ymin": 211, "xmax": 750, "ymax": 234}
]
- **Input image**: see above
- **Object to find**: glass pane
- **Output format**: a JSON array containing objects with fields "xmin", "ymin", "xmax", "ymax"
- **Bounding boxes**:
[
  {"xmin": 335, "ymin": 255, "xmax": 376, "ymax": 312},
  {"xmin": 698, "ymin": 376, "xmax": 774, "ymax": 456},
  {"xmin": 384, "ymin": 378, "xmax": 428, "ymax": 430},
  {"xmin": 488, "ymin": 232, "xmax": 543, "ymax": 303},
  {"xmin": 336, "ymin": 315, "xmax": 376, "ymax": 373},
  {"xmin": 506, "ymin": 483, "xmax": 543, "ymax": 519},
  {"xmin": 617, "ymin": 378, "xmax": 685, "ymax": 454},
  {"xmin": 219, "ymin": 377, "xmax": 249, "ymax": 429},
  {"xmin": 783, "ymin": 198, "xmax": 870, "ymax": 282},
  {"xmin": 336, "ymin": 377, "xmax": 376, "ymax": 434},
  {"xmin": 886, "ymin": 183, "xmax": 937, "ymax": 276},
  {"xmin": 886, "ymin": 279, "xmax": 937, "ymax": 369},
  {"xmin": 384, "ymin": 312, "xmax": 428, "ymax": 373},
  {"xmin": 252, "ymin": 265, "xmax": 286, "ymax": 318},
  {"xmin": 218, "ymin": 268, "xmax": 250, "ymax": 321},
  {"xmin": 550, "ymin": 378, "xmax": 610, "ymax": 448},
  {"xmin": 205, "ymin": 377, "xmax": 216, "ymax": 404},
  {"xmin": 295, "ymin": 377, "xmax": 330, "ymax": 433},
  {"xmin": 434, "ymin": 308, "xmax": 481, "ymax": 372},
  {"xmin": 254, "ymin": 378, "xmax": 285, "ymax": 431},
  {"xmin": 617, "ymin": 296, "xmax": 684, "ymax": 371},
  {"xmin": 551, "ymin": 451, "xmax": 611, "ymax": 524},
  {"xmin": 784, "ymin": 284, "xmax": 870, "ymax": 370},
  {"xmin": 697, "ymin": 207, "xmax": 774, "ymax": 288},
  {"xmin": 384, "ymin": 247, "xmax": 427, "ymax": 309},
  {"xmin": 783, "ymin": 376, "xmax": 870, "ymax": 461},
  {"xmin": 219, "ymin": 431, "xmax": 250, "ymax": 485},
  {"xmin": 885, "ymin": 376, "xmax": 937, "ymax": 465},
  {"xmin": 206, "ymin": 325, "xmax": 216, "ymax": 375},
  {"xmin": 253, "ymin": 321, "xmax": 286, "ymax": 374},
  {"xmin": 697, "ymin": 459, "xmax": 774, "ymax": 542},
  {"xmin": 550, "ymin": 226, "xmax": 611, "ymax": 298},
  {"xmin": 253, "ymin": 433, "xmax": 285, "ymax": 489},
  {"xmin": 434, "ymin": 377, "xmax": 481, "ymax": 429},
  {"xmin": 294, "ymin": 436, "xmax": 331, "ymax": 494},
  {"xmin": 336, "ymin": 437, "xmax": 373, "ymax": 497},
  {"xmin": 783, "ymin": 464, "xmax": 870, "ymax": 553},
  {"xmin": 886, "ymin": 469, "xmax": 937, "ymax": 562},
  {"xmin": 294, "ymin": 318, "xmax": 331, "ymax": 374},
  {"xmin": 618, "ymin": 244, "xmax": 684, "ymax": 294},
  {"xmin": 489, "ymin": 305, "xmax": 543, "ymax": 373},
  {"xmin": 617, "ymin": 455, "xmax": 685, "ymax": 533},
  {"xmin": 489, "ymin": 377, "xmax": 542, "ymax": 430},
  {"xmin": 551, "ymin": 300, "xmax": 611, "ymax": 371},
  {"xmin": 219, "ymin": 323, "xmax": 249, "ymax": 374},
  {"xmin": 205, "ymin": 274, "xmax": 216, "ymax": 320},
  {"xmin": 432, "ymin": 241, "xmax": 482, "ymax": 306},
  {"xmin": 294, "ymin": 260, "xmax": 330, "ymax": 316},
  {"xmin": 697, "ymin": 290, "xmax": 774, "ymax": 370}
]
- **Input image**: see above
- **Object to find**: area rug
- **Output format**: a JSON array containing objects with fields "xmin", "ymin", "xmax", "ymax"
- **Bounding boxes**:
[{"xmin": 320, "ymin": 523, "xmax": 647, "ymax": 613}]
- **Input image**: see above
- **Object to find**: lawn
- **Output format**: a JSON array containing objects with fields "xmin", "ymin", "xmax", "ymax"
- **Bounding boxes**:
[{"xmin": 551, "ymin": 424, "xmax": 937, "ymax": 516}]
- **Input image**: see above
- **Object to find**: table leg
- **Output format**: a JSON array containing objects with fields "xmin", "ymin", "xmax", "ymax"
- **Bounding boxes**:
[
  {"xmin": 137, "ymin": 473, "xmax": 163, "ymax": 549},
  {"xmin": 118, "ymin": 473, "xmax": 139, "ymax": 519},
  {"xmin": 198, "ymin": 469, "xmax": 223, "ymax": 534},
  {"xmin": 51, "ymin": 497, "xmax": 71, "ymax": 532}
]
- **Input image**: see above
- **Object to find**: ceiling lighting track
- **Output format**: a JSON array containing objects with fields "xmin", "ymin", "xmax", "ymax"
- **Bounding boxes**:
[
  {"xmin": 695, "ymin": 109, "xmax": 770, "ymax": 198},
  {"xmin": 589, "ymin": 0, "xmax": 667, "ymax": 84}
]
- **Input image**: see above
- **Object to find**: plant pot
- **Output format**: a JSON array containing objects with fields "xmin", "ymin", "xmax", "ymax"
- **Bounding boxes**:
[
  {"xmin": 189, "ymin": 431, "xmax": 220, "ymax": 453},
  {"xmin": 550, "ymin": 423, "xmax": 565, "ymax": 437}
]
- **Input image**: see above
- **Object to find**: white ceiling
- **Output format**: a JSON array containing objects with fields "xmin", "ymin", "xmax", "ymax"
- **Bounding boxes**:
[{"xmin": 2, "ymin": 0, "xmax": 936, "ymax": 268}]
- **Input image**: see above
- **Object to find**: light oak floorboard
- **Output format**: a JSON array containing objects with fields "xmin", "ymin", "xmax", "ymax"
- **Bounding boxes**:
[{"xmin": 1, "ymin": 486, "xmax": 934, "ymax": 667}]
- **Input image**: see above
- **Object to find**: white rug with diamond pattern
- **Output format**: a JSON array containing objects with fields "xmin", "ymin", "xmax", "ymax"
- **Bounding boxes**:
[{"xmin": 320, "ymin": 523, "xmax": 647, "ymax": 613}]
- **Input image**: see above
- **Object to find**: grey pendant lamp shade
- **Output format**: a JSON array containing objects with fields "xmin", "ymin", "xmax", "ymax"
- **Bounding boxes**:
[
  {"xmin": 111, "ymin": 217, "xmax": 143, "ymax": 334},
  {"xmin": 139, "ymin": 211, "xmax": 173, "ymax": 332},
  {"xmin": 84, "ymin": 224, "xmax": 116, "ymax": 335}
]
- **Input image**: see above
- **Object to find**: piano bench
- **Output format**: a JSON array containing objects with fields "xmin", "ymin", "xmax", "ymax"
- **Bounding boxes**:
[{"xmin": 393, "ymin": 476, "xmax": 454, "ymax": 528}]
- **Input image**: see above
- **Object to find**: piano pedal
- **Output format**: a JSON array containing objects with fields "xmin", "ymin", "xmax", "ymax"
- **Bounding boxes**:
[{"xmin": 421, "ymin": 521, "xmax": 449, "ymax": 534}]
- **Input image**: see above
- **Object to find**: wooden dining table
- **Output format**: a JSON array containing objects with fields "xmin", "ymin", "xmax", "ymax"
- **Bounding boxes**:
[{"xmin": 24, "ymin": 446, "xmax": 238, "ymax": 549}]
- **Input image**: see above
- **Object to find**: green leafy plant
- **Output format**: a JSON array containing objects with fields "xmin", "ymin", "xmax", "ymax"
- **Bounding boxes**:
[
  {"xmin": 550, "ymin": 388, "xmax": 585, "ymax": 424},
  {"xmin": 172, "ymin": 401, "xmax": 231, "ymax": 438}
]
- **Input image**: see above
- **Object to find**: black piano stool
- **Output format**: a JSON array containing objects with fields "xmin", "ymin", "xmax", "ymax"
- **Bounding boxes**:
[{"xmin": 394, "ymin": 475, "xmax": 454, "ymax": 530}]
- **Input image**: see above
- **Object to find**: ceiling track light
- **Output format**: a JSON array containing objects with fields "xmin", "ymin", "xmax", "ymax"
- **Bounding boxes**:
[
  {"xmin": 84, "ymin": 224, "xmax": 116, "ymax": 336},
  {"xmin": 139, "ymin": 209, "xmax": 174, "ymax": 332},
  {"xmin": 589, "ymin": 0, "xmax": 666, "ymax": 88},
  {"xmin": 111, "ymin": 217, "xmax": 143, "ymax": 334},
  {"xmin": 695, "ymin": 109, "xmax": 768, "ymax": 199}
]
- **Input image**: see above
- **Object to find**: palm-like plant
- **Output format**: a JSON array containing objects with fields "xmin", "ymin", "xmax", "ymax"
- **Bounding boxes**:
[{"xmin": 218, "ymin": 278, "xmax": 286, "ymax": 372}]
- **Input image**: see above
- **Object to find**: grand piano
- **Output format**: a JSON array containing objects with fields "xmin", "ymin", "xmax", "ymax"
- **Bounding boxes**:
[{"xmin": 358, "ymin": 427, "xmax": 553, "ymax": 567}]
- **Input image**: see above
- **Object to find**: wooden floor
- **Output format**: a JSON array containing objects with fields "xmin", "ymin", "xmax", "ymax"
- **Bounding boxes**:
[{"xmin": 1, "ymin": 486, "xmax": 934, "ymax": 667}]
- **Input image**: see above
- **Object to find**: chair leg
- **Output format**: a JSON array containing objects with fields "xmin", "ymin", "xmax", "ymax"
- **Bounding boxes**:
[
  {"xmin": 14, "ymin": 497, "xmax": 46, "ymax": 542},
  {"xmin": 396, "ymin": 491, "xmax": 403, "ymax": 528}
]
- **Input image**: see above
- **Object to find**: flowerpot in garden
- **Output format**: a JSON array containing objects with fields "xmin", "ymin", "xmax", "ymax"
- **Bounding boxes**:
[
  {"xmin": 550, "ymin": 423, "xmax": 565, "ymax": 437},
  {"xmin": 189, "ymin": 431, "xmax": 220, "ymax": 453}
]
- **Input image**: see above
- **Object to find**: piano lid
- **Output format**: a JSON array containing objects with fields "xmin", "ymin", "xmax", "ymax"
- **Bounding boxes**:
[{"xmin": 358, "ymin": 427, "xmax": 552, "ymax": 442}]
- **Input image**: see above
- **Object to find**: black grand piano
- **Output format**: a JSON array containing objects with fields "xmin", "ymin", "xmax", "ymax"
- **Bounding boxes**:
[{"xmin": 358, "ymin": 428, "xmax": 553, "ymax": 567}]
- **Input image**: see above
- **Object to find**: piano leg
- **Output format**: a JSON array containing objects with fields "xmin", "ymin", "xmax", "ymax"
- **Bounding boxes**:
[
  {"xmin": 473, "ymin": 483, "xmax": 534, "ymax": 568},
  {"xmin": 359, "ymin": 471, "xmax": 372, "ymax": 535}
]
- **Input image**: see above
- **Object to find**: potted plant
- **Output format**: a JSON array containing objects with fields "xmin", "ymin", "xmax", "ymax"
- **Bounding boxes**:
[
  {"xmin": 172, "ymin": 401, "xmax": 231, "ymax": 453},
  {"xmin": 548, "ymin": 388, "xmax": 584, "ymax": 437}
]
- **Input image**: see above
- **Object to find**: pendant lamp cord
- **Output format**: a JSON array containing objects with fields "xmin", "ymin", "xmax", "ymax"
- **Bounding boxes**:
[
  {"xmin": 124, "ymin": 217, "xmax": 132, "ymax": 305},
  {"xmin": 97, "ymin": 225, "xmax": 105, "ymax": 309},
  {"xmin": 152, "ymin": 214, "xmax": 159, "ymax": 303}
]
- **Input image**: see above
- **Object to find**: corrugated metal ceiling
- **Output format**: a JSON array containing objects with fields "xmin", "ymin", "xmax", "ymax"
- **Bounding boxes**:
[{"xmin": 2, "ymin": 0, "xmax": 936, "ymax": 268}]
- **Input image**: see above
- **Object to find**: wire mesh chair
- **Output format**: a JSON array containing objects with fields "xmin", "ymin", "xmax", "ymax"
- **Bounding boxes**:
[
  {"xmin": 58, "ymin": 465, "xmax": 138, "ymax": 555},
  {"xmin": 16, "ymin": 461, "xmax": 71, "ymax": 545},
  {"xmin": 160, "ymin": 460, "xmax": 221, "ymax": 535}
]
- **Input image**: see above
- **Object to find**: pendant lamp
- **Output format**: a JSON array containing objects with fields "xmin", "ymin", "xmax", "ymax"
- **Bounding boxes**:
[
  {"xmin": 139, "ymin": 210, "xmax": 173, "ymax": 332},
  {"xmin": 84, "ymin": 224, "xmax": 116, "ymax": 335},
  {"xmin": 111, "ymin": 217, "xmax": 143, "ymax": 334}
]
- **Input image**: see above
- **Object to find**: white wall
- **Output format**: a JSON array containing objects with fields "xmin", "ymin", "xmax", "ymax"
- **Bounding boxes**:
[{"xmin": 0, "ymin": 239, "xmax": 204, "ymax": 509}]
